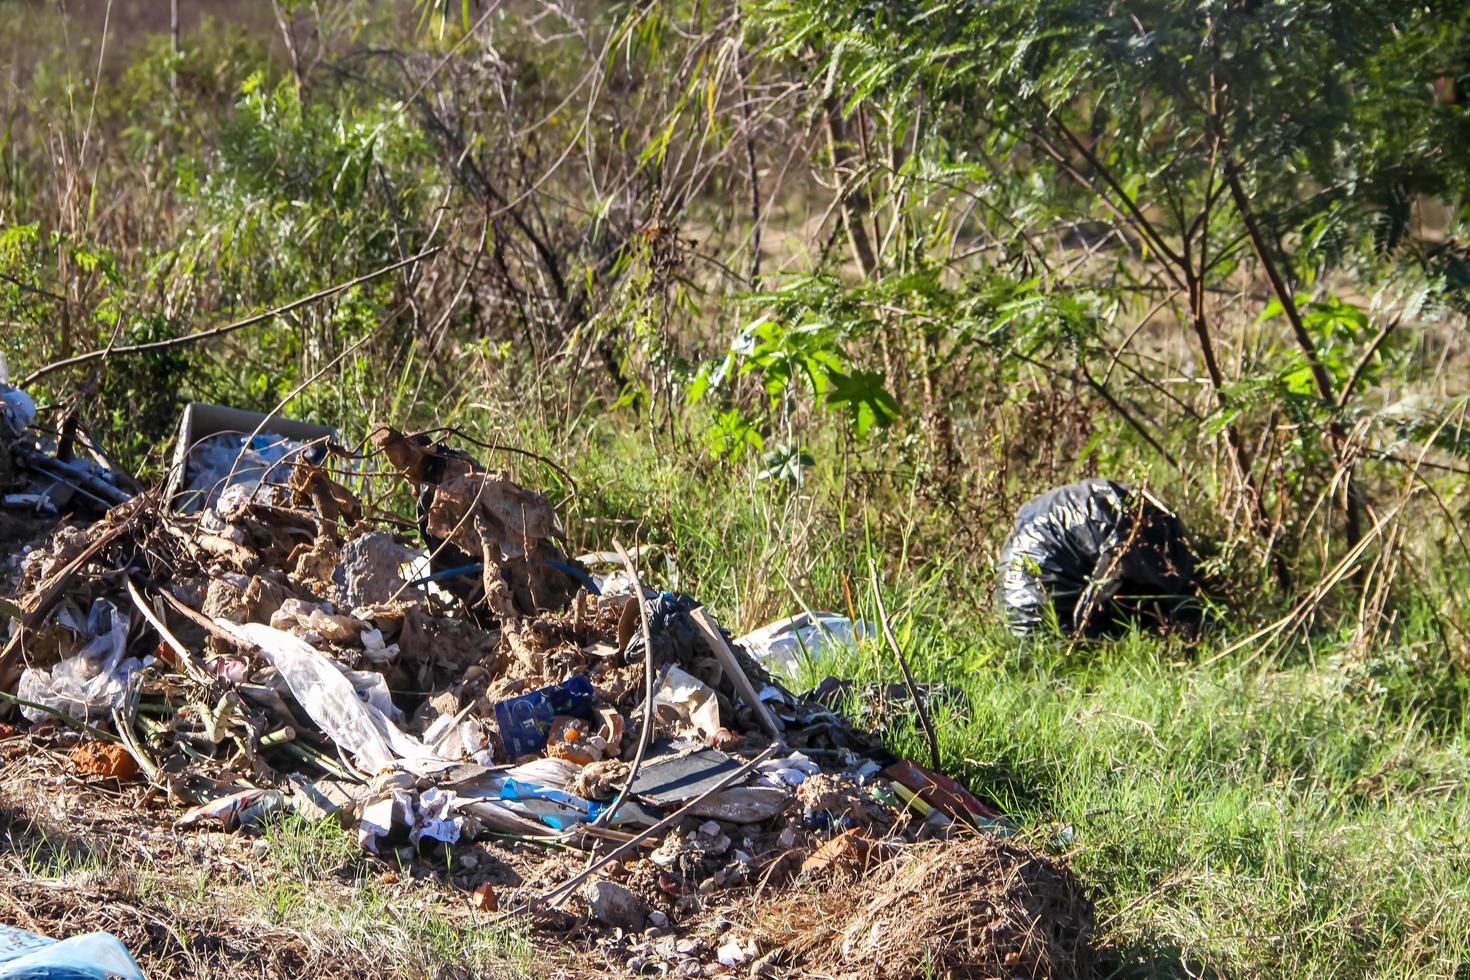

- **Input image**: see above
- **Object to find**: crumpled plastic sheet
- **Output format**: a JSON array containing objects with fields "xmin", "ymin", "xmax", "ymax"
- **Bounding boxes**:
[
  {"xmin": 622, "ymin": 591, "xmax": 703, "ymax": 666},
  {"xmin": 413, "ymin": 787, "xmax": 464, "ymax": 845},
  {"xmin": 995, "ymin": 479, "xmax": 1200, "ymax": 637},
  {"xmin": 183, "ymin": 432, "xmax": 313, "ymax": 513},
  {"xmin": 355, "ymin": 755, "xmax": 607, "ymax": 854},
  {"xmin": 756, "ymin": 750, "xmax": 821, "ymax": 789},
  {"xmin": 422, "ymin": 713, "xmax": 493, "ymax": 766},
  {"xmin": 336, "ymin": 665, "xmax": 403, "ymax": 723},
  {"xmin": 356, "ymin": 789, "xmax": 413, "ymax": 854},
  {"xmin": 359, "ymin": 627, "xmax": 399, "ymax": 666},
  {"xmin": 0, "ymin": 923, "xmax": 144, "ymax": 980},
  {"xmin": 736, "ymin": 612, "xmax": 874, "ymax": 677},
  {"xmin": 219, "ymin": 620, "xmax": 445, "ymax": 775},
  {"xmin": 18, "ymin": 599, "xmax": 142, "ymax": 723},
  {"xmin": 502, "ymin": 756, "xmax": 581, "ymax": 792},
  {"xmin": 494, "ymin": 777, "xmax": 605, "ymax": 830}
]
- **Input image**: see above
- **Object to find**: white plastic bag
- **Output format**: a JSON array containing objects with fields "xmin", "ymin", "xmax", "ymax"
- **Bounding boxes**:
[
  {"xmin": 0, "ymin": 384, "xmax": 36, "ymax": 440},
  {"xmin": 17, "ymin": 600, "xmax": 140, "ymax": 723},
  {"xmin": 219, "ymin": 621, "xmax": 444, "ymax": 774},
  {"xmin": 735, "ymin": 612, "xmax": 873, "ymax": 677},
  {"xmin": 184, "ymin": 432, "xmax": 308, "ymax": 513}
]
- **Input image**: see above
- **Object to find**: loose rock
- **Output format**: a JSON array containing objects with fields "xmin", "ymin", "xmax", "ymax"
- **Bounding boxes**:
[{"xmin": 584, "ymin": 879, "xmax": 647, "ymax": 931}]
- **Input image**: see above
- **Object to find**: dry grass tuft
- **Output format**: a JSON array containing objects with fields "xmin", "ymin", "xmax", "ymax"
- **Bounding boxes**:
[
  {"xmin": 0, "ymin": 877, "xmax": 382, "ymax": 979},
  {"xmin": 751, "ymin": 834, "xmax": 1096, "ymax": 979}
]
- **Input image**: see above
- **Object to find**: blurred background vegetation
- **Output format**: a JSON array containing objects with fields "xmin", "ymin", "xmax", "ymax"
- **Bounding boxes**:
[{"xmin": 4, "ymin": 1, "xmax": 1470, "ymax": 975}]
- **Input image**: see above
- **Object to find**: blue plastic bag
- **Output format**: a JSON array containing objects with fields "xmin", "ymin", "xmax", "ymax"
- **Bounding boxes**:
[
  {"xmin": 493, "ymin": 675, "xmax": 596, "ymax": 758},
  {"xmin": 498, "ymin": 778, "xmax": 606, "ymax": 830},
  {"xmin": 0, "ymin": 925, "xmax": 144, "ymax": 980}
]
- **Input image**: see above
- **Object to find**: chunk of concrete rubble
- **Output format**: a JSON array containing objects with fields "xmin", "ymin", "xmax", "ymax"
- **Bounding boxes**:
[
  {"xmin": 333, "ymin": 532, "xmax": 418, "ymax": 607},
  {"xmin": 584, "ymin": 879, "xmax": 647, "ymax": 931},
  {"xmin": 201, "ymin": 573, "xmax": 289, "ymax": 624}
]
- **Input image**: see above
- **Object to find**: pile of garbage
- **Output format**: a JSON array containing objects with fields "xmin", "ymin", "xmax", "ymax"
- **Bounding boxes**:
[
  {"xmin": 1, "ymin": 379, "xmax": 139, "ymax": 608},
  {"xmin": 1, "ymin": 398, "xmax": 1067, "ymax": 972}
]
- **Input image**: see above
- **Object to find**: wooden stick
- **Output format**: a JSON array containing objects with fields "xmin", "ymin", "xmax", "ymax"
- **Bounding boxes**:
[
  {"xmin": 517, "ymin": 743, "xmax": 780, "ymax": 918},
  {"xmin": 112, "ymin": 705, "xmax": 161, "ymax": 782},
  {"xmin": 279, "ymin": 739, "xmax": 362, "ymax": 782},
  {"xmin": 868, "ymin": 558, "xmax": 941, "ymax": 771},
  {"xmin": 125, "ymin": 579, "xmax": 217, "ymax": 687},
  {"xmin": 19, "ymin": 246, "xmax": 442, "ymax": 387},
  {"xmin": 156, "ymin": 590, "xmax": 250, "ymax": 649},
  {"xmin": 688, "ymin": 606, "xmax": 784, "ymax": 742},
  {"xmin": 259, "ymin": 726, "xmax": 297, "ymax": 748}
]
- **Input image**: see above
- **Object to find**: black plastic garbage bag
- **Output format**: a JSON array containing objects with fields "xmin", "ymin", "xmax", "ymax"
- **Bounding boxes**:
[
  {"xmin": 996, "ymin": 479, "xmax": 1201, "ymax": 637},
  {"xmin": 622, "ymin": 590, "xmax": 704, "ymax": 666}
]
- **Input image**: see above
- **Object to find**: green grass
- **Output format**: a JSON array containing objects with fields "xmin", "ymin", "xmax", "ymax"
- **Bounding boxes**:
[
  {"xmin": 251, "ymin": 812, "xmax": 538, "ymax": 977},
  {"xmin": 923, "ymin": 649, "xmax": 1469, "ymax": 978},
  {"xmin": 19, "ymin": 827, "xmax": 116, "ymax": 880},
  {"xmin": 429, "ymin": 415, "xmax": 1470, "ymax": 980}
]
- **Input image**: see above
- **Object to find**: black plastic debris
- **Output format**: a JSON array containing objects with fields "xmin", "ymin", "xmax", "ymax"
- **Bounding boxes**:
[
  {"xmin": 627, "ymin": 740, "xmax": 743, "ymax": 807},
  {"xmin": 623, "ymin": 591, "xmax": 705, "ymax": 666},
  {"xmin": 996, "ymin": 479, "xmax": 1201, "ymax": 637},
  {"xmin": 2, "ymin": 382, "xmax": 133, "ymax": 517}
]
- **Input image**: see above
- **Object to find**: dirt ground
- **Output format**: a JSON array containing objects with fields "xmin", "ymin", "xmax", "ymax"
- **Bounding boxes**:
[
  {"xmin": 0, "ymin": 728, "xmax": 550, "ymax": 979},
  {"xmin": 0, "ymin": 725, "xmax": 1099, "ymax": 979}
]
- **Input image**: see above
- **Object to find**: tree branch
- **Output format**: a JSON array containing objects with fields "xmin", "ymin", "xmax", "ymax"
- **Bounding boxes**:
[
  {"xmin": 19, "ymin": 246, "xmax": 442, "ymax": 388},
  {"xmin": 1222, "ymin": 159, "xmax": 1335, "ymax": 404},
  {"xmin": 1337, "ymin": 316, "xmax": 1399, "ymax": 409}
]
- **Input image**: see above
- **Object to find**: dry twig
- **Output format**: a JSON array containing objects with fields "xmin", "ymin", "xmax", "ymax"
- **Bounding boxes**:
[{"xmin": 867, "ymin": 558, "xmax": 941, "ymax": 771}]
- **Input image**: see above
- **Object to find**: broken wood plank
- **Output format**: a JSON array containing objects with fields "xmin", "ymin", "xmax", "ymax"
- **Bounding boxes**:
[{"xmin": 688, "ymin": 606, "xmax": 784, "ymax": 742}]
